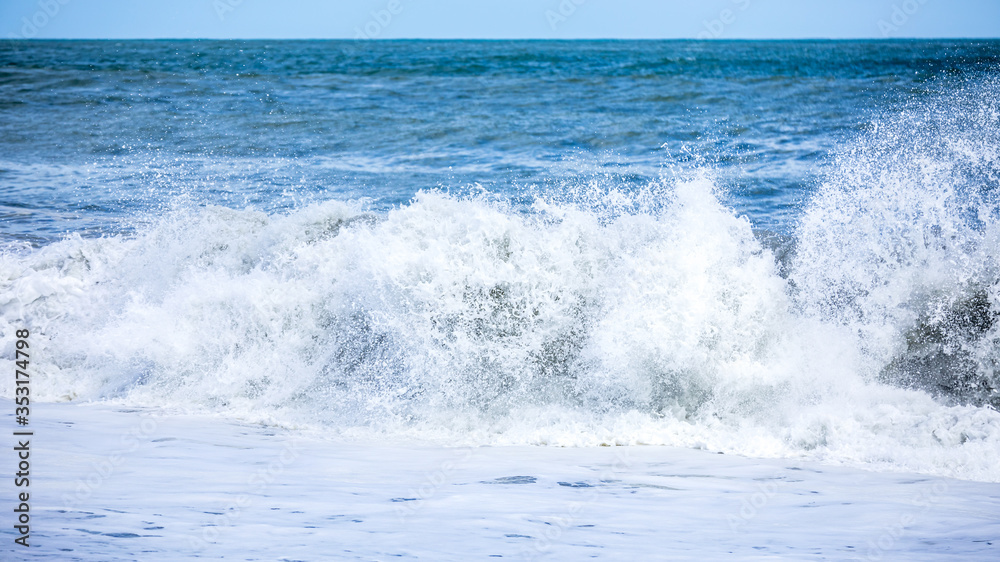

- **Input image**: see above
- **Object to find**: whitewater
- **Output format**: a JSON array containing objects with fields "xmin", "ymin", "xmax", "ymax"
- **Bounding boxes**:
[
  {"xmin": 4, "ymin": 80, "xmax": 1000, "ymax": 482},
  {"xmin": 2, "ymin": 41, "xmax": 1000, "ymax": 559}
]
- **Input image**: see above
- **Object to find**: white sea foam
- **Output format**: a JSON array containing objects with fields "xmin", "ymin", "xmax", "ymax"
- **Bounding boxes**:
[
  {"xmin": 2, "ymin": 83, "xmax": 1000, "ymax": 482},
  {"xmin": 17, "ymin": 400, "xmax": 1000, "ymax": 561}
]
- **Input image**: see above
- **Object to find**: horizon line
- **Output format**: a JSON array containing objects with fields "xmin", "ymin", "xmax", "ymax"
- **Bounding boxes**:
[{"xmin": 6, "ymin": 36, "xmax": 1000, "ymax": 41}]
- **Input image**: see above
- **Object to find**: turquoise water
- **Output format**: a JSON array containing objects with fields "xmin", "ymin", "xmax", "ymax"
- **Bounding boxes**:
[
  {"xmin": 2, "ymin": 40, "xmax": 998, "ymax": 240},
  {"xmin": 2, "ymin": 40, "xmax": 1000, "ymax": 476}
]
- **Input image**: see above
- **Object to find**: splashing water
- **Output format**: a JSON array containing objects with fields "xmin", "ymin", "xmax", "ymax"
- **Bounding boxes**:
[{"xmin": 3, "ymin": 81, "xmax": 1000, "ymax": 482}]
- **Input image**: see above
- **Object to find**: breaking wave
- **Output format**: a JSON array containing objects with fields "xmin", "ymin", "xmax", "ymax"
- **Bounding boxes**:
[{"xmin": 3, "ymin": 80, "xmax": 1000, "ymax": 481}]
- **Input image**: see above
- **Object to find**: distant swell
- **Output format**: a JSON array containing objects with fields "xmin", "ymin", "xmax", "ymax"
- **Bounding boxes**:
[{"xmin": 2, "ymin": 80, "xmax": 1000, "ymax": 481}]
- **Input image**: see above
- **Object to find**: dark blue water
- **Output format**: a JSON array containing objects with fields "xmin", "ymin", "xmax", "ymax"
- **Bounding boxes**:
[{"xmin": 2, "ymin": 39, "xmax": 998, "ymax": 243}]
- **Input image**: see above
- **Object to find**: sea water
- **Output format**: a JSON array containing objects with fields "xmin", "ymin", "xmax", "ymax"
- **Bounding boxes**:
[{"xmin": 2, "ymin": 40, "xmax": 1000, "ymax": 559}]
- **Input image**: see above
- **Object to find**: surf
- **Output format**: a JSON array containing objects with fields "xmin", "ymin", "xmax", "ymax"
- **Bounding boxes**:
[{"xmin": 2, "ymin": 78, "xmax": 1000, "ymax": 482}]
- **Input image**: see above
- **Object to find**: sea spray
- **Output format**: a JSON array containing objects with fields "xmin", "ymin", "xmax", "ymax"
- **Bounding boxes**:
[
  {"xmin": 3, "ymin": 81, "xmax": 1000, "ymax": 482},
  {"xmin": 791, "ymin": 78, "xmax": 1000, "ymax": 407}
]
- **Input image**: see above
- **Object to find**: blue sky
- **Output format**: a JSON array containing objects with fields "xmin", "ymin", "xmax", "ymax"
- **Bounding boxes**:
[{"xmin": 3, "ymin": 0, "xmax": 999, "ymax": 40}]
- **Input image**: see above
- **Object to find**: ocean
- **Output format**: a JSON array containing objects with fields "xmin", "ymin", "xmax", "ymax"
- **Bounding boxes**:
[{"xmin": 2, "ymin": 40, "xmax": 1000, "ymax": 559}]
